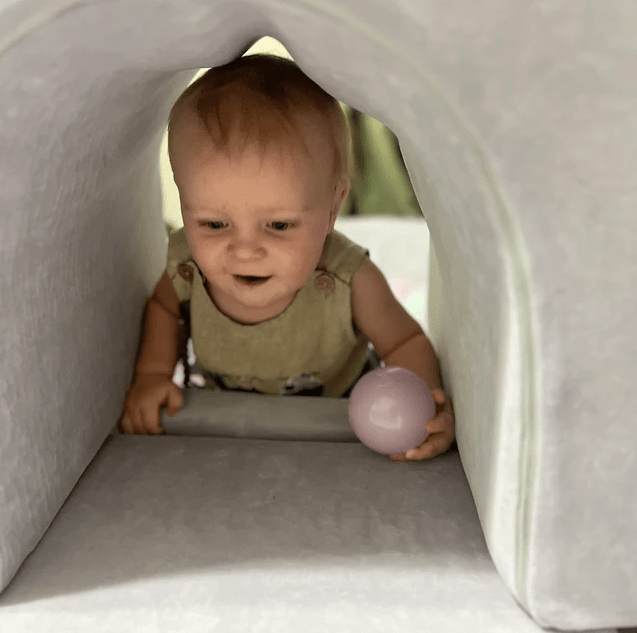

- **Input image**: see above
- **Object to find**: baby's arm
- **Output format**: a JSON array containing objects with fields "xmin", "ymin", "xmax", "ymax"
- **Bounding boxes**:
[
  {"xmin": 351, "ymin": 257, "xmax": 442, "ymax": 390},
  {"xmin": 134, "ymin": 270, "xmax": 182, "ymax": 378},
  {"xmin": 117, "ymin": 270, "xmax": 184, "ymax": 434},
  {"xmin": 351, "ymin": 257, "xmax": 455, "ymax": 460}
]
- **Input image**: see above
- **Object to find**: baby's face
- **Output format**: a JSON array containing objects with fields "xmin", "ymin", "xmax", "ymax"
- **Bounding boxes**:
[{"xmin": 170, "ymin": 114, "xmax": 348, "ymax": 325}]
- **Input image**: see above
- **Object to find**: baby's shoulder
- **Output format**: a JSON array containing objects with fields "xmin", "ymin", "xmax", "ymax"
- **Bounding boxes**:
[
  {"xmin": 165, "ymin": 227, "xmax": 197, "ymax": 303},
  {"xmin": 319, "ymin": 229, "xmax": 370, "ymax": 283},
  {"xmin": 166, "ymin": 226, "xmax": 192, "ymax": 265}
]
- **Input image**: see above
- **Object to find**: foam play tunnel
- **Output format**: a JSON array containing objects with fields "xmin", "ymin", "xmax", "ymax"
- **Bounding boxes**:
[{"xmin": 1, "ymin": 1, "xmax": 635, "ymax": 631}]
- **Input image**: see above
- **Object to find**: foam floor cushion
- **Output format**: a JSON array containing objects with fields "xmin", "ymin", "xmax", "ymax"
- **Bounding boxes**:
[{"xmin": 0, "ymin": 435, "xmax": 615, "ymax": 633}]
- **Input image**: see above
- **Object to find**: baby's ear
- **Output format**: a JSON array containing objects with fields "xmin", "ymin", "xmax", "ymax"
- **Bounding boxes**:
[
  {"xmin": 338, "ymin": 176, "xmax": 350, "ymax": 198},
  {"xmin": 333, "ymin": 178, "xmax": 350, "ymax": 211}
]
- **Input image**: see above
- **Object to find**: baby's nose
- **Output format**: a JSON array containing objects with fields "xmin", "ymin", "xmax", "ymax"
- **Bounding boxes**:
[{"xmin": 229, "ymin": 235, "xmax": 266, "ymax": 257}]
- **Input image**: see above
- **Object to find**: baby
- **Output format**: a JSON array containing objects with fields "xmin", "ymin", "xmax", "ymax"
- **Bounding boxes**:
[{"xmin": 117, "ymin": 53, "xmax": 455, "ymax": 461}]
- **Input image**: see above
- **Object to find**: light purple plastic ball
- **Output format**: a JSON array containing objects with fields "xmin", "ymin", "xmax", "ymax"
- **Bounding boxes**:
[{"xmin": 348, "ymin": 367, "xmax": 435, "ymax": 455}]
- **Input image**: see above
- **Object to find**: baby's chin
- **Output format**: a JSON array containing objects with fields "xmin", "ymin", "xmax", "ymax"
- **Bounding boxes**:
[{"xmin": 209, "ymin": 278, "xmax": 304, "ymax": 325}]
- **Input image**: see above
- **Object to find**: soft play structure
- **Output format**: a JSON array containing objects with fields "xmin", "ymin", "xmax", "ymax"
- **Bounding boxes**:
[{"xmin": 1, "ymin": 1, "xmax": 636, "ymax": 632}]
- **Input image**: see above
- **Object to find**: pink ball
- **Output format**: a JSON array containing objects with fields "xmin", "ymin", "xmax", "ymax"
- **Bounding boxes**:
[{"xmin": 348, "ymin": 367, "xmax": 435, "ymax": 455}]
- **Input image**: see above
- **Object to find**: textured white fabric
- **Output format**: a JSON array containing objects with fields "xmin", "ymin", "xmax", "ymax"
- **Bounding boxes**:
[
  {"xmin": 0, "ymin": 435, "xmax": 618, "ymax": 633},
  {"xmin": 0, "ymin": 1, "xmax": 635, "ymax": 631}
]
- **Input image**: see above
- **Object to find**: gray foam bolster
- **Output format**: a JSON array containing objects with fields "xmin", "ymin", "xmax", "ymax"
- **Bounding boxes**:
[{"xmin": 160, "ymin": 388, "xmax": 359, "ymax": 442}]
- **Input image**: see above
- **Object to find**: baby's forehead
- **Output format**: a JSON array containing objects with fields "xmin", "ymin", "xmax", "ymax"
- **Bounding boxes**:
[{"xmin": 179, "ymin": 111, "xmax": 334, "ymax": 169}]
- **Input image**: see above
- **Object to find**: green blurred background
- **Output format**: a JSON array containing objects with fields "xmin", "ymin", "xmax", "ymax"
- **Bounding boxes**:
[{"xmin": 161, "ymin": 37, "xmax": 423, "ymax": 230}]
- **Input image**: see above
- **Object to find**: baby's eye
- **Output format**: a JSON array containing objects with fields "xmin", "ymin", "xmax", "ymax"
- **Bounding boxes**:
[{"xmin": 200, "ymin": 221, "xmax": 292, "ymax": 231}]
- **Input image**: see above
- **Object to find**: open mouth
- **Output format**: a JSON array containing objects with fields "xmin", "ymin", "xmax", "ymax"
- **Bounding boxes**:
[{"xmin": 234, "ymin": 275, "xmax": 271, "ymax": 286}]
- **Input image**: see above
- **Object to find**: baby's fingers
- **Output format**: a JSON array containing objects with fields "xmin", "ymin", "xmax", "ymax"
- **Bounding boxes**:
[
  {"xmin": 426, "ymin": 415, "xmax": 448, "ymax": 434},
  {"xmin": 405, "ymin": 435, "xmax": 445, "ymax": 460},
  {"xmin": 118, "ymin": 411, "xmax": 134, "ymax": 434},
  {"xmin": 140, "ymin": 404, "xmax": 164, "ymax": 435},
  {"xmin": 389, "ymin": 432, "xmax": 451, "ymax": 462},
  {"xmin": 116, "ymin": 414, "xmax": 125, "ymax": 434}
]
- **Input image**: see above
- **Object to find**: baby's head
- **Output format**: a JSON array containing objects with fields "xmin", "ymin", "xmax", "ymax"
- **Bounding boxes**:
[{"xmin": 166, "ymin": 54, "xmax": 355, "ymax": 324}]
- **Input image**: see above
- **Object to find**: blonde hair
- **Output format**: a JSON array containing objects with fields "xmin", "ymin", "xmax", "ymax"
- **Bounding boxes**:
[{"xmin": 168, "ymin": 53, "xmax": 354, "ymax": 189}]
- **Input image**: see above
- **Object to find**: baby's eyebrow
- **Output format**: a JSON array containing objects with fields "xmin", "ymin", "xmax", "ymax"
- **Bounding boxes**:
[
  {"xmin": 250, "ymin": 206, "xmax": 312, "ymax": 213},
  {"xmin": 185, "ymin": 204, "xmax": 313, "ymax": 213}
]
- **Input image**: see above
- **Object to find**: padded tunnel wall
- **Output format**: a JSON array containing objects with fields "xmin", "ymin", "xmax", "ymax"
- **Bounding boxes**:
[
  {"xmin": 1, "ymin": 1, "xmax": 636, "ymax": 629},
  {"xmin": 0, "ymin": 0, "xmax": 518, "ymax": 601}
]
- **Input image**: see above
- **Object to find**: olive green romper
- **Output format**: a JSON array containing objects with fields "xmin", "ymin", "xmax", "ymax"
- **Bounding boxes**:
[{"xmin": 166, "ymin": 227, "xmax": 382, "ymax": 398}]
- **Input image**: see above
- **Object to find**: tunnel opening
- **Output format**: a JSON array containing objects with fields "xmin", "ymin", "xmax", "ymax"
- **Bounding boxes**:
[{"xmin": 156, "ymin": 36, "xmax": 432, "ymax": 396}]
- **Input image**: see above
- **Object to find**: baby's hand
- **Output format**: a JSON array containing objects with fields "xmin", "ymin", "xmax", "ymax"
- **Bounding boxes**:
[
  {"xmin": 117, "ymin": 373, "xmax": 183, "ymax": 435},
  {"xmin": 389, "ymin": 389, "xmax": 455, "ymax": 462}
]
